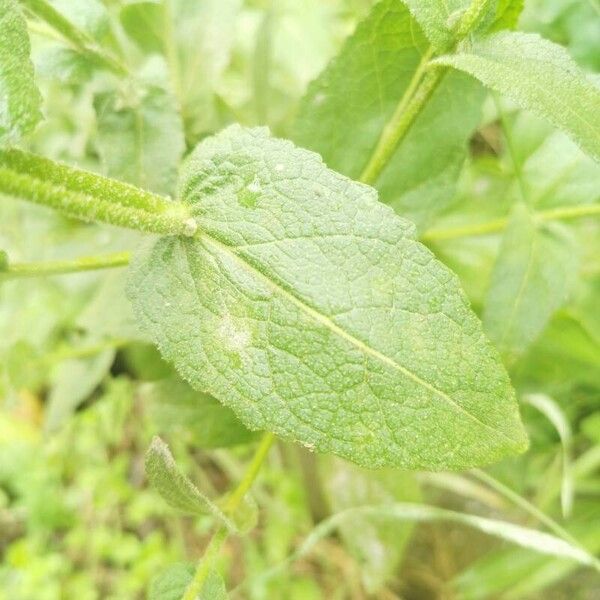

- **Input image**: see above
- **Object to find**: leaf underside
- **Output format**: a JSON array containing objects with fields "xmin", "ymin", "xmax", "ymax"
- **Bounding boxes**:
[{"xmin": 128, "ymin": 125, "xmax": 527, "ymax": 471}]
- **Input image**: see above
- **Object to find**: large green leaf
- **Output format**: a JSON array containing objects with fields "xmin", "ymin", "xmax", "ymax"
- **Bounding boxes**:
[
  {"xmin": 0, "ymin": 0, "xmax": 42, "ymax": 144},
  {"xmin": 434, "ymin": 32, "xmax": 600, "ymax": 162},
  {"xmin": 94, "ymin": 84, "xmax": 184, "ymax": 195},
  {"xmin": 292, "ymin": 0, "xmax": 484, "ymax": 228},
  {"xmin": 128, "ymin": 125, "xmax": 527, "ymax": 470},
  {"xmin": 483, "ymin": 203, "xmax": 578, "ymax": 362}
]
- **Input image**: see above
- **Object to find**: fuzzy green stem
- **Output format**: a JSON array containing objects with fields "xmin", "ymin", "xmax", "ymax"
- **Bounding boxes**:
[
  {"xmin": 22, "ymin": 0, "xmax": 128, "ymax": 75},
  {"xmin": 0, "ymin": 149, "xmax": 167, "ymax": 214},
  {"xmin": 182, "ymin": 432, "xmax": 275, "ymax": 600},
  {"xmin": 359, "ymin": 47, "xmax": 438, "ymax": 184},
  {"xmin": 358, "ymin": 0, "xmax": 490, "ymax": 185},
  {"xmin": 0, "ymin": 251, "xmax": 131, "ymax": 281},
  {"xmin": 0, "ymin": 150, "xmax": 194, "ymax": 236}
]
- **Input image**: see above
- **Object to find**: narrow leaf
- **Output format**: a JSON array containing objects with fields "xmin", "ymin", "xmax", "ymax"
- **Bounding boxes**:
[
  {"xmin": 523, "ymin": 394, "xmax": 574, "ymax": 518},
  {"xmin": 298, "ymin": 504, "xmax": 598, "ymax": 570},
  {"xmin": 483, "ymin": 203, "xmax": 578, "ymax": 361},
  {"xmin": 128, "ymin": 125, "xmax": 528, "ymax": 470},
  {"xmin": 0, "ymin": 0, "xmax": 42, "ymax": 144},
  {"xmin": 144, "ymin": 436, "xmax": 237, "ymax": 531},
  {"xmin": 293, "ymin": 0, "xmax": 484, "ymax": 228},
  {"xmin": 434, "ymin": 32, "xmax": 600, "ymax": 162}
]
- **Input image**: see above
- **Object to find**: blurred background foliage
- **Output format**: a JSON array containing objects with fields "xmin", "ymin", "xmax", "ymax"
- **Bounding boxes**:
[{"xmin": 1, "ymin": 0, "xmax": 599, "ymax": 598}]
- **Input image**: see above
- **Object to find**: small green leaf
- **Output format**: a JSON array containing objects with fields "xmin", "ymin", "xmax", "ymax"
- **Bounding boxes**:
[
  {"xmin": 434, "ymin": 32, "xmax": 600, "ymax": 162},
  {"xmin": 0, "ymin": 0, "xmax": 43, "ymax": 144},
  {"xmin": 150, "ymin": 564, "xmax": 228, "ymax": 600},
  {"xmin": 94, "ymin": 84, "xmax": 184, "ymax": 195},
  {"xmin": 483, "ymin": 203, "xmax": 578, "ymax": 361},
  {"xmin": 143, "ymin": 376, "xmax": 256, "ymax": 448},
  {"xmin": 78, "ymin": 271, "xmax": 148, "ymax": 342},
  {"xmin": 120, "ymin": 1, "xmax": 164, "ymax": 54},
  {"xmin": 144, "ymin": 436, "xmax": 237, "ymax": 531},
  {"xmin": 45, "ymin": 344, "xmax": 115, "ymax": 431},
  {"xmin": 149, "ymin": 563, "xmax": 193, "ymax": 600},
  {"xmin": 292, "ymin": 0, "xmax": 484, "ymax": 228},
  {"xmin": 491, "ymin": 0, "xmax": 524, "ymax": 30},
  {"xmin": 128, "ymin": 125, "xmax": 528, "ymax": 470}
]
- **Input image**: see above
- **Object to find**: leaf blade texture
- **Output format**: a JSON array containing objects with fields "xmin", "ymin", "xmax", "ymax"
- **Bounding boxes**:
[
  {"xmin": 292, "ymin": 0, "xmax": 484, "ymax": 228},
  {"xmin": 0, "ymin": 0, "xmax": 43, "ymax": 144},
  {"xmin": 128, "ymin": 125, "xmax": 528, "ymax": 470},
  {"xmin": 434, "ymin": 31, "xmax": 600, "ymax": 162}
]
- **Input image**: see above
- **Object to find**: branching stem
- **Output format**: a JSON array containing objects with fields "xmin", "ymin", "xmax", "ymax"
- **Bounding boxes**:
[
  {"xmin": 0, "ymin": 149, "xmax": 193, "ymax": 236},
  {"xmin": 359, "ymin": 0, "xmax": 491, "ymax": 185},
  {"xmin": 182, "ymin": 432, "xmax": 275, "ymax": 600}
]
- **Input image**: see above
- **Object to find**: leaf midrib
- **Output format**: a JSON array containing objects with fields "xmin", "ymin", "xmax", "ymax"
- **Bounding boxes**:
[{"xmin": 195, "ymin": 231, "xmax": 520, "ymax": 448}]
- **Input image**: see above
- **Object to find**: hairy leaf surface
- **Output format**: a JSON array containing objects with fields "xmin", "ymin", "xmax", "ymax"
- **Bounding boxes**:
[
  {"xmin": 434, "ymin": 32, "xmax": 600, "ymax": 162},
  {"xmin": 483, "ymin": 205, "xmax": 578, "ymax": 363},
  {"xmin": 292, "ymin": 0, "xmax": 484, "ymax": 228},
  {"xmin": 128, "ymin": 125, "xmax": 527, "ymax": 470},
  {"xmin": 0, "ymin": 0, "xmax": 42, "ymax": 144},
  {"xmin": 145, "ymin": 436, "xmax": 236, "ymax": 530}
]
